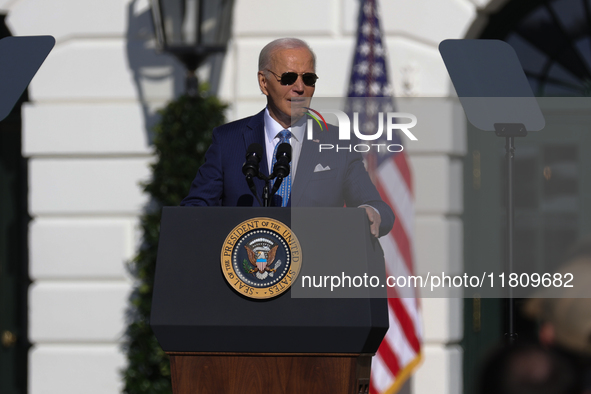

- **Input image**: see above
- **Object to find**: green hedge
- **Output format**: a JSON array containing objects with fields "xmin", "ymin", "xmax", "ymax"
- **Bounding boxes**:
[{"xmin": 123, "ymin": 91, "xmax": 226, "ymax": 393}]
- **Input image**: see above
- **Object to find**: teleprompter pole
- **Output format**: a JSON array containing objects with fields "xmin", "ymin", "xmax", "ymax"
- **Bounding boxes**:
[{"xmin": 495, "ymin": 123, "xmax": 527, "ymax": 345}]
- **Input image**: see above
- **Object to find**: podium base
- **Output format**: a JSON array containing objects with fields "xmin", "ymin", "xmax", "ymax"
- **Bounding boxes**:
[{"xmin": 167, "ymin": 352, "xmax": 373, "ymax": 394}]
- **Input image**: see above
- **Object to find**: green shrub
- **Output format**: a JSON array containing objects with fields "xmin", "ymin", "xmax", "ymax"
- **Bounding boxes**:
[{"xmin": 122, "ymin": 91, "xmax": 226, "ymax": 393}]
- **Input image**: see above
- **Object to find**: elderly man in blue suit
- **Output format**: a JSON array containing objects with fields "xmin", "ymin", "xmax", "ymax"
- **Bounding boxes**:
[{"xmin": 181, "ymin": 38, "xmax": 394, "ymax": 237}]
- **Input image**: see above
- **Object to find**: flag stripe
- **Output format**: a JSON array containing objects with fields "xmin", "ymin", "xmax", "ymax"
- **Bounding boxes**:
[
  {"xmin": 401, "ymin": 297, "xmax": 423, "ymax": 339},
  {"xmin": 383, "ymin": 279, "xmax": 421, "ymax": 352},
  {"xmin": 378, "ymin": 186, "xmax": 413, "ymax": 273},
  {"xmin": 370, "ymin": 353, "xmax": 395, "ymax": 393},
  {"xmin": 380, "ymin": 237, "xmax": 415, "ymax": 298},
  {"xmin": 384, "ymin": 303, "xmax": 416, "ymax": 365},
  {"xmin": 394, "ymin": 151, "xmax": 413, "ymax": 195},
  {"xmin": 377, "ymin": 160, "xmax": 413, "ymax": 237},
  {"xmin": 380, "ymin": 234, "xmax": 423, "ymax": 335},
  {"xmin": 389, "ymin": 297, "xmax": 421, "ymax": 354},
  {"xmin": 376, "ymin": 336, "xmax": 402, "ymax": 377}
]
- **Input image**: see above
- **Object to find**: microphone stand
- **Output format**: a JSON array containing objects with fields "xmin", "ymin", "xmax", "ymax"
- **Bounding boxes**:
[
  {"xmin": 244, "ymin": 167, "xmax": 279, "ymax": 207},
  {"xmin": 246, "ymin": 175, "xmax": 264, "ymax": 207},
  {"xmin": 260, "ymin": 173, "xmax": 282, "ymax": 207},
  {"xmin": 262, "ymin": 180, "xmax": 271, "ymax": 207}
]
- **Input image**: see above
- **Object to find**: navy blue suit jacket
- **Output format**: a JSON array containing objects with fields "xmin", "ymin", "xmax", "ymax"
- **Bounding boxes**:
[{"xmin": 181, "ymin": 109, "xmax": 394, "ymax": 236}]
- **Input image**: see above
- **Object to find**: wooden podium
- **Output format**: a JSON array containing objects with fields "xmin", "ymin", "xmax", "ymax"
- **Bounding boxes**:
[
  {"xmin": 168, "ymin": 352, "xmax": 372, "ymax": 393},
  {"xmin": 151, "ymin": 207, "xmax": 388, "ymax": 394}
]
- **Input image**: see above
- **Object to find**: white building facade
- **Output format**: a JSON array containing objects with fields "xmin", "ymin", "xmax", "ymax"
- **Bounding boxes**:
[{"xmin": 0, "ymin": 0, "xmax": 507, "ymax": 393}]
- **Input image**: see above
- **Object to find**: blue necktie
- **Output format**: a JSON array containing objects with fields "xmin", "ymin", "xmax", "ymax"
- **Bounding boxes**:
[{"xmin": 271, "ymin": 130, "xmax": 291, "ymax": 207}]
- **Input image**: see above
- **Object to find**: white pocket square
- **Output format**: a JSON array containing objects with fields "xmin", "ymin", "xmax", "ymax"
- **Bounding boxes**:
[{"xmin": 314, "ymin": 164, "xmax": 331, "ymax": 172}]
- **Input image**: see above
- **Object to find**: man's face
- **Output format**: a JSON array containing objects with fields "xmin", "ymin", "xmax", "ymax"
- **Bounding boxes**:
[{"xmin": 258, "ymin": 47, "xmax": 316, "ymax": 127}]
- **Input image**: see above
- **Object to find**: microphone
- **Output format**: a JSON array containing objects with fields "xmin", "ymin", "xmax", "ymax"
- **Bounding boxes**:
[
  {"xmin": 242, "ymin": 143, "xmax": 263, "ymax": 179},
  {"xmin": 242, "ymin": 143, "xmax": 264, "ymax": 206},
  {"xmin": 272, "ymin": 143, "xmax": 291, "ymax": 179},
  {"xmin": 270, "ymin": 143, "xmax": 292, "ymax": 197}
]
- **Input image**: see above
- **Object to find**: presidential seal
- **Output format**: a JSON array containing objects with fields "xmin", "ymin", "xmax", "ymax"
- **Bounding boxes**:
[{"xmin": 220, "ymin": 217, "xmax": 302, "ymax": 299}]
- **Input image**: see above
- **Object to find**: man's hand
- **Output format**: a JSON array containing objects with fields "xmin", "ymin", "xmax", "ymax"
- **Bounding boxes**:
[{"xmin": 363, "ymin": 206, "xmax": 382, "ymax": 238}]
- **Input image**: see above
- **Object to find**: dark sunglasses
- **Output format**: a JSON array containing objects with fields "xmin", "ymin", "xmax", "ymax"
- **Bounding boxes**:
[{"xmin": 266, "ymin": 69, "xmax": 318, "ymax": 87}]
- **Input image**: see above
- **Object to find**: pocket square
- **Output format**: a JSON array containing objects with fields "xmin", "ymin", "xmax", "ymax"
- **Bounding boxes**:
[{"xmin": 314, "ymin": 164, "xmax": 331, "ymax": 172}]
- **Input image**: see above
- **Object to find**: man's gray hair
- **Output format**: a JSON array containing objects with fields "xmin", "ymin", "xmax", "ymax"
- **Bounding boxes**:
[{"xmin": 258, "ymin": 38, "xmax": 316, "ymax": 71}]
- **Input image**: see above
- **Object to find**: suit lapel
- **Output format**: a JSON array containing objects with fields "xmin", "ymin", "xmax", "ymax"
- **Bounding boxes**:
[
  {"xmin": 291, "ymin": 134, "xmax": 321, "ymax": 206},
  {"xmin": 244, "ymin": 109, "xmax": 269, "ymax": 177}
]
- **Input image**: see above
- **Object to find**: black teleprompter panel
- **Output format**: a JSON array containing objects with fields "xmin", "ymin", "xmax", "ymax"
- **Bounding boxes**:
[{"xmin": 151, "ymin": 207, "xmax": 388, "ymax": 353}]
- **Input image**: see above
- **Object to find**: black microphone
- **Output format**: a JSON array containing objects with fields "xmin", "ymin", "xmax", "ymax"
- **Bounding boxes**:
[
  {"xmin": 270, "ymin": 143, "xmax": 292, "ymax": 197},
  {"xmin": 242, "ymin": 143, "xmax": 263, "ymax": 179},
  {"xmin": 242, "ymin": 143, "xmax": 264, "ymax": 206},
  {"xmin": 272, "ymin": 143, "xmax": 291, "ymax": 179}
]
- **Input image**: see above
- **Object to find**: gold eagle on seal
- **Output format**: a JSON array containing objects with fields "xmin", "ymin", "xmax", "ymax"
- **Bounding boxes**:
[{"xmin": 244, "ymin": 244, "xmax": 279, "ymax": 280}]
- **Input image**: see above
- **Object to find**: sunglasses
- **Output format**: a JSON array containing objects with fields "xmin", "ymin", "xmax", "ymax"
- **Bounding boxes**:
[{"xmin": 266, "ymin": 69, "xmax": 318, "ymax": 87}]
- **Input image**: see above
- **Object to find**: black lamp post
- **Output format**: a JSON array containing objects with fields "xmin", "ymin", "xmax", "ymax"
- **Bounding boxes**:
[{"xmin": 150, "ymin": 0, "xmax": 234, "ymax": 96}]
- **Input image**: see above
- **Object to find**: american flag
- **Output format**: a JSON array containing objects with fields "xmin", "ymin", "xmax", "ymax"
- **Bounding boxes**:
[{"xmin": 347, "ymin": 1, "xmax": 423, "ymax": 393}]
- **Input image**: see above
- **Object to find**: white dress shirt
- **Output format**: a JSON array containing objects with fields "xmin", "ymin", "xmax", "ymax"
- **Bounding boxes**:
[{"xmin": 263, "ymin": 107, "xmax": 305, "ymax": 180}]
